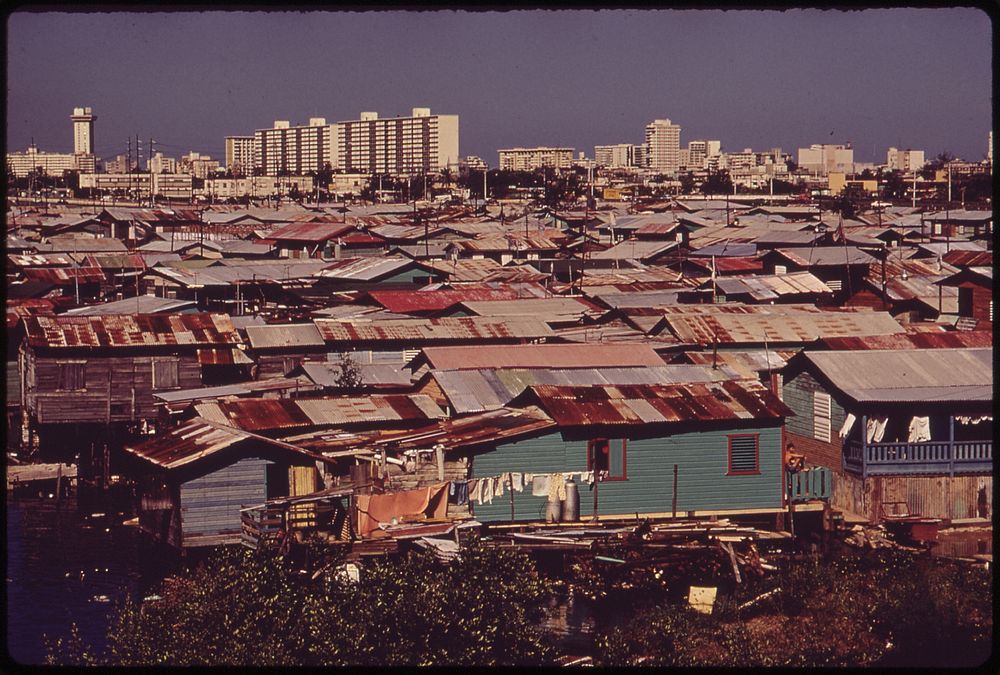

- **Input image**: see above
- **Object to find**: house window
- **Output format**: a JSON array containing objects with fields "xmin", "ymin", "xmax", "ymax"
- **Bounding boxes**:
[
  {"xmin": 813, "ymin": 391, "xmax": 832, "ymax": 442},
  {"xmin": 587, "ymin": 438, "xmax": 627, "ymax": 481},
  {"xmin": 728, "ymin": 434, "xmax": 760, "ymax": 475},
  {"xmin": 152, "ymin": 359, "xmax": 180, "ymax": 389},
  {"xmin": 57, "ymin": 362, "xmax": 86, "ymax": 390}
]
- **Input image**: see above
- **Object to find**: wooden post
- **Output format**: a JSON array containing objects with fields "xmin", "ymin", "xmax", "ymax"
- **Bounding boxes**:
[
  {"xmin": 672, "ymin": 464, "xmax": 678, "ymax": 519},
  {"xmin": 435, "ymin": 445, "xmax": 444, "ymax": 483},
  {"xmin": 55, "ymin": 463, "xmax": 63, "ymax": 507},
  {"xmin": 591, "ymin": 475, "xmax": 599, "ymax": 522},
  {"xmin": 508, "ymin": 473, "xmax": 515, "ymax": 522},
  {"xmin": 860, "ymin": 414, "xmax": 868, "ymax": 480},
  {"xmin": 948, "ymin": 415, "xmax": 955, "ymax": 477}
]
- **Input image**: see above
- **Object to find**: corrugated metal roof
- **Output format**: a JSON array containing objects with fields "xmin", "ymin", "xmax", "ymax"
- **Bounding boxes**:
[
  {"xmin": 433, "ymin": 365, "xmax": 742, "ymax": 414},
  {"xmin": 22, "ymin": 267, "xmax": 105, "ymax": 284},
  {"xmin": 421, "ymin": 343, "xmax": 666, "ymax": 370},
  {"xmin": 63, "ymin": 296, "xmax": 197, "ymax": 316},
  {"xmin": 367, "ymin": 285, "xmax": 545, "ymax": 313},
  {"xmin": 301, "ymin": 362, "xmax": 412, "ymax": 388},
  {"xmin": 267, "ymin": 222, "xmax": 354, "ymax": 242},
  {"xmin": 316, "ymin": 256, "xmax": 418, "ymax": 281},
  {"xmin": 528, "ymin": 380, "xmax": 792, "ymax": 426},
  {"xmin": 457, "ymin": 297, "xmax": 602, "ymax": 318},
  {"xmin": 245, "ymin": 323, "xmax": 325, "ymax": 349},
  {"xmin": 314, "ymin": 316, "xmax": 554, "ymax": 342},
  {"xmin": 817, "ymin": 331, "xmax": 994, "ymax": 350},
  {"xmin": 196, "ymin": 347, "xmax": 254, "ymax": 365},
  {"xmin": 683, "ymin": 350, "xmax": 793, "ymax": 376},
  {"xmin": 590, "ymin": 239, "xmax": 678, "ymax": 261},
  {"xmin": 23, "ymin": 313, "xmax": 242, "ymax": 349},
  {"xmin": 662, "ymin": 310, "xmax": 904, "ymax": 345},
  {"xmin": 419, "ymin": 258, "xmax": 505, "ymax": 282},
  {"xmin": 771, "ymin": 246, "xmax": 876, "ymax": 267},
  {"xmin": 804, "ymin": 348, "xmax": 993, "ymax": 403},
  {"xmin": 196, "ymin": 394, "xmax": 444, "ymax": 432},
  {"xmin": 714, "ymin": 271, "xmax": 832, "ymax": 301},
  {"xmin": 122, "ymin": 417, "xmax": 334, "ymax": 470},
  {"xmin": 941, "ymin": 250, "xmax": 992, "ymax": 267}
]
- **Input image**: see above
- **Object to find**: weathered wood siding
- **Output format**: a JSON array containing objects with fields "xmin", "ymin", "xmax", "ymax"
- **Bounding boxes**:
[
  {"xmin": 27, "ymin": 353, "xmax": 201, "ymax": 424},
  {"xmin": 832, "ymin": 471, "xmax": 992, "ymax": 523},
  {"xmin": 470, "ymin": 426, "xmax": 784, "ymax": 522},
  {"xmin": 179, "ymin": 457, "xmax": 270, "ymax": 547},
  {"xmin": 783, "ymin": 371, "xmax": 847, "ymax": 470}
]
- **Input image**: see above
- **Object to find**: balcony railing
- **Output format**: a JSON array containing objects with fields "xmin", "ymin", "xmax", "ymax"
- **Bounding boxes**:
[
  {"xmin": 844, "ymin": 439, "xmax": 992, "ymax": 477},
  {"xmin": 787, "ymin": 466, "xmax": 833, "ymax": 502}
]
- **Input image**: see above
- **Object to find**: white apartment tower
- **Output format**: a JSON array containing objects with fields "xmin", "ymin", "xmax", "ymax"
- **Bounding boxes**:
[
  {"xmin": 886, "ymin": 147, "xmax": 925, "ymax": 173},
  {"xmin": 686, "ymin": 140, "xmax": 721, "ymax": 169},
  {"xmin": 644, "ymin": 119, "xmax": 682, "ymax": 174},
  {"xmin": 254, "ymin": 118, "xmax": 331, "ymax": 176},
  {"xmin": 498, "ymin": 147, "xmax": 575, "ymax": 171},
  {"xmin": 330, "ymin": 108, "xmax": 459, "ymax": 175},
  {"xmin": 71, "ymin": 107, "xmax": 96, "ymax": 155},
  {"xmin": 225, "ymin": 136, "xmax": 255, "ymax": 173}
]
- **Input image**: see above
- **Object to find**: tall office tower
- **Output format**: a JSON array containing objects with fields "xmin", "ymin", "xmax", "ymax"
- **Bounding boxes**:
[
  {"xmin": 644, "ymin": 119, "xmax": 682, "ymax": 174},
  {"xmin": 71, "ymin": 107, "xmax": 96, "ymax": 155},
  {"xmin": 225, "ymin": 136, "xmax": 255, "ymax": 173},
  {"xmin": 254, "ymin": 118, "xmax": 331, "ymax": 175},
  {"xmin": 329, "ymin": 108, "xmax": 459, "ymax": 175}
]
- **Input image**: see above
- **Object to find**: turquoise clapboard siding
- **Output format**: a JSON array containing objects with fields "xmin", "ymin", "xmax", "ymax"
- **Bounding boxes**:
[
  {"xmin": 470, "ymin": 426, "xmax": 783, "ymax": 522},
  {"xmin": 783, "ymin": 371, "xmax": 847, "ymax": 439},
  {"xmin": 180, "ymin": 457, "xmax": 271, "ymax": 538}
]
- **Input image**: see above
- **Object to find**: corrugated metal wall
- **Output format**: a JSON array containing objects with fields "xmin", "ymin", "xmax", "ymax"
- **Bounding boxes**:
[
  {"xmin": 180, "ymin": 457, "xmax": 270, "ymax": 546},
  {"xmin": 470, "ymin": 426, "xmax": 784, "ymax": 522},
  {"xmin": 832, "ymin": 472, "xmax": 992, "ymax": 522}
]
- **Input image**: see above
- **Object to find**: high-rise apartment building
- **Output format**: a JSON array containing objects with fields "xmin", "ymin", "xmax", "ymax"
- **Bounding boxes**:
[
  {"xmin": 71, "ymin": 107, "xmax": 96, "ymax": 155},
  {"xmin": 498, "ymin": 147, "xmax": 574, "ymax": 171},
  {"xmin": 149, "ymin": 152, "xmax": 177, "ymax": 174},
  {"xmin": 643, "ymin": 119, "xmax": 682, "ymax": 175},
  {"xmin": 254, "ymin": 118, "xmax": 331, "ymax": 176},
  {"xmin": 886, "ymin": 147, "xmax": 925, "ymax": 173},
  {"xmin": 594, "ymin": 144, "xmax": 637, "ymax": 169},
  {"xmin": 179, "ymin": 152, "xmax": 220, "ymax": 179},
  {"xmin": 225, "ymin": 136, "xmax": 255, "ymax": 173},
  {"xmin": 6, "ymin": 107, "xmax": 99, "ymax": 177},
  {"xmin": 330, "ymin": 108, "xmax": 459, "ymax": 175},
  {"xmin": 797, "ymin": 144, "xmax": 854, "ymax": 175}
]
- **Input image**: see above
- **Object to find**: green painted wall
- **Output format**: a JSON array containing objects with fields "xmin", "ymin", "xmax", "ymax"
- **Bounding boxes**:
[
  {"xmin": 470, "ymin": 425, "xmax": 783, "ymax": 522},
  {"xmin": 784, "ymin": 371, "xmax": 847, "ymax": 439}
]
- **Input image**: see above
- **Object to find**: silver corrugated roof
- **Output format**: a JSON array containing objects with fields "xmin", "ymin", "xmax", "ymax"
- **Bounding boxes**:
[
  {"xmin": 246, "ymin": 323, "xmax": 325, "ymax": 349},
  {"xmin": 804, "ymin": 348, "xmax": 993, "ymax": 403}
]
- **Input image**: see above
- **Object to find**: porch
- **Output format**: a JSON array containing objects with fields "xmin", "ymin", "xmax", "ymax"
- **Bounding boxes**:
[{"xmin": 844, "ymin": 439, "xmax": 992, "ymax": 477}]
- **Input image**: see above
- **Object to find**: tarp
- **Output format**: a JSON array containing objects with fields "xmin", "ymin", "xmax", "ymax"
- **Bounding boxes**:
[{"xmin": 355, "ymin": 483, "xmax": 449, "ymax": 539}]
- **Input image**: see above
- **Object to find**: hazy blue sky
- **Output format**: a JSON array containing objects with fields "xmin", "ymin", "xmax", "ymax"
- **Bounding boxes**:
[{"xmin": 6, "ymin": 8, "xmax": 992, "ymax": 165}]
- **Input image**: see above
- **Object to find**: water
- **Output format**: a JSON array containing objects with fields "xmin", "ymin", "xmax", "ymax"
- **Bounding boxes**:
[{"xmin": 5, "ymin": 497, "xmax": 175, "ymax": 665}]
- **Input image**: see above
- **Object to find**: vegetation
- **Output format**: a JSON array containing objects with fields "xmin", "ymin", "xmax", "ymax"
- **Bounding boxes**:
[
  {"xmin": 45, "ymin": 538, "xmax": 555, "ymax": 667},
  {"xmin": 594, "ymin": 548, "xmax": 992, "ymax": 668},
  {"xmin": 333, "ymin": 352, "xmax": 364, "ymax": 392}
]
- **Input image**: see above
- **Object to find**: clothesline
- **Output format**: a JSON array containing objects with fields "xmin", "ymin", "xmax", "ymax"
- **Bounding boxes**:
[{"xmin": 448, "ymin": 471, "xmax": 596, "ymax": 506}]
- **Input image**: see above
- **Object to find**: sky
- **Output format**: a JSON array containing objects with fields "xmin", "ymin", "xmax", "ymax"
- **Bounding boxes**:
[{"xmin": 6, "ymin": 8, "xmax": 993, "ymax": 166}]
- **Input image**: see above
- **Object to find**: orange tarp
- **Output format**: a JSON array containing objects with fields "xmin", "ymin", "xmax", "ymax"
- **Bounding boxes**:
[{"xmin": 355, "ymin": 483, "xmax": 449, "ymax": 539}]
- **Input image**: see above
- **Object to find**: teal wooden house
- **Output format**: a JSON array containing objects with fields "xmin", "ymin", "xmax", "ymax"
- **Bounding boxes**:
[{"xmin": 466, "ymin": 380, "xmax": 815, "ymax": 522}]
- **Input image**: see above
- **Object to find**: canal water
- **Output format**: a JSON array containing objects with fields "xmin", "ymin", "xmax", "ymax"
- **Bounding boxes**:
[{"xmin": 5, "ymin": 496, "xmax": 177, "ymax": 665}]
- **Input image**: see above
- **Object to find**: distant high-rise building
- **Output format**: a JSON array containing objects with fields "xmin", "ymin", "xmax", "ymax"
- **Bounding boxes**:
[
  {"xmin": 149, "ymin": 152, "xmax": 177, "ymax": 174},
  {"xmin": 254, "ymin": 119, "xmax": 331, "ymax": 176},
  {"xmin": 6, "ymin": 107, "xmax": 98, "ymax": 177},
  {"xmin": 330, "ymin": 108, "xmax": 459, "ymax": 175},
  {"xmin": 685, "ymin": 140, "xmax": 721, "ymax": 170},
  {"xmin": 179, "ymin": 152, "xmax": 220, "ymax": 179},
  {"xmin": 797, "ymin": 143, "xmax": 854, "ymax": 175},
  {"xmin": 594, "ymin": 143, "xmax": 637, "ymax": 169},
  {"xmin": 886, "ymin": 147, "xmax": 924, "ymax": 173},
  {"xmin": 71, "ymin": 107, "xmax": 96, "ymax": 155},
  {"xmin": 987, "ymin": 131, "xmax": 992, "ymax": 168},
  {"xmin": 644, "ymin": 119, "xmax": 682, "ymax": 174},
  {"xmin": 497, "ymin": 147, "xmax": 574, "ymax": 171},
  {"xmin": 225, "ymin": 136, "xmax": 255, "ymax": 174}
]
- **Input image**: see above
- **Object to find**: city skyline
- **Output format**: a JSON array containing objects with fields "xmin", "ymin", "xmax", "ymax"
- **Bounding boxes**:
[{"xmin": 6, "ymin": 8, "xmax": 992, "ymax": 165}]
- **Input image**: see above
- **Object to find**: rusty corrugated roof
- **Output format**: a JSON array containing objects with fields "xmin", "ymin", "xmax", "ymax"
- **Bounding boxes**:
[
  {"xmin": 267, "ymin": 222, "xmax": 355, "ymax": 242},
  {"xmin": 422, "ymin": 343, "xmax": 666, "ymax": 370},
  {"xmin": 817, "ymin": 331, "xmax": 994, "ymax": 350},
  {"xmin": 22, "ymin": 266, "xmax": 105, "ymax": 284},
  {"xmin": 527, "ymin": 380, "xmax": 792, "ymax": 426},
  {"xmin": 314, "ymin": 316, "xmax": 554, "ymax": 342},
  {"xmin": 23, "ymin": 313, "xmax": 242, "ymax": 349},
  {"xmin": 367, "ymin": 285, "xmax": 544, "ymax": 314},
  {"xmin": 661, "ymin": 310, "xmax": 904, "ymax": 345}
]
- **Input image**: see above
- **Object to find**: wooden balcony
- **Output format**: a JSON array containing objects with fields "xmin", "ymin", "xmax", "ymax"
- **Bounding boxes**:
[
  {"xmin": 787, "ymin": 466, "xmax": 833, "ymax": 502},
  {"xmin": 844, "ymin": 439, "xmax": 992, "ymax": 477}
]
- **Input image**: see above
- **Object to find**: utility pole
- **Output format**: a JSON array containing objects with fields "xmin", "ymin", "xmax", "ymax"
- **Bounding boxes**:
[
  {"xmin": 149, "ymin": 138, "xmax": 155, "ymax": 207},
  {"xmin": 127, "ymin": 137, "xmax": 132, "ymax": 200}
]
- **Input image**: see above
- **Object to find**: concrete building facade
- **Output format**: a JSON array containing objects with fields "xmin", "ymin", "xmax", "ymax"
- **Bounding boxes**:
[
  {"xmin": 644, "ymin": 119, "xmax": 682, "ymax": 175},
  {"xmin": 330, "ymin": 108, "xmax": 459, "ymax": 175},
  {"xmin": 225, "ymin": 136, "xmax": 256, "ymax": 174},
  {"xmin": 498, "ymin": 147, "xmax": 574, "ymax": 171},
  {"xmin": 71, "ymin": 107, "xmax": 96, "ymax": 155},
  {"xmin": 594, "ymin": 144, "xmax": 638, "ymax": 169},
  {"xmin": 254, "ymin": 119, "xmax": 331, "ymax": 176},
  {"xmin": 797, "ymin": 144, "xmax": 854, "ymax": 175},
  {"xmin": 886, "ymin": 147, "xmax": 925, "ymax": 173}
]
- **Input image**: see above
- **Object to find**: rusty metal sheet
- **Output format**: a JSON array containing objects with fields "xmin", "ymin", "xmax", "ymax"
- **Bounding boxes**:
[{"xmin": 23, "ymin": 313, "xmax": 241, "ymax": 349}]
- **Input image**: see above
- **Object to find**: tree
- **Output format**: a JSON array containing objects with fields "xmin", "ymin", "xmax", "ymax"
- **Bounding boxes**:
[
  {"xmin": 679, "ymin": 172, "xmax": 696, "ymax": 194},
  {"xmin": 47, "ymin": 539, "xmax": 555, "ymax": 666},
  {"xmin": 333, "ymin": 352, "xmax": 364, "ymax": 392},
  {"xmin": 701, "ymin": 170, "xmax": 733, "ymax": 195}
]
